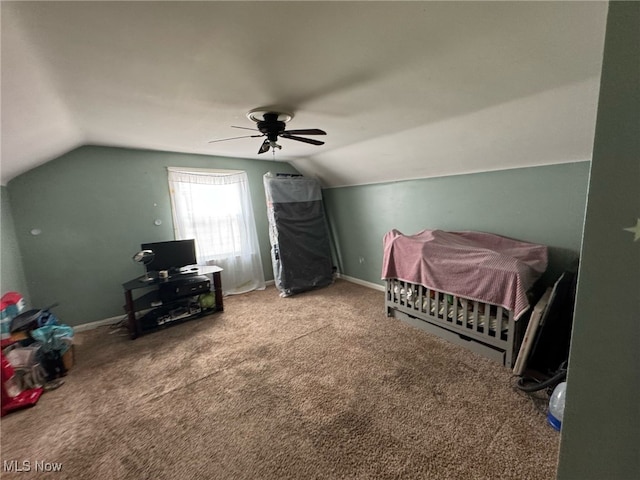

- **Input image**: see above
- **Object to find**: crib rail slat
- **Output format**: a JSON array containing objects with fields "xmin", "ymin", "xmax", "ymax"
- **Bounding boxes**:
[
  {"xmin": 473, "ymin": 300, "xmax": 482, "ymax": 333},
  {"xmin": 453, "ymin": 296, "xmax": 459, "ymax": 326}
]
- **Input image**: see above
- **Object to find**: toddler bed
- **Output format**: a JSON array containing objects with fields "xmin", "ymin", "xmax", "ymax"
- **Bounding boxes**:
[{"xmin": 382, "ymin": 229, "xmax": 548, "ymax": 368}]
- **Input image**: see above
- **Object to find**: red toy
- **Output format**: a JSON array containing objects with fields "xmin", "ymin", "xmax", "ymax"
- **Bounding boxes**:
[{"xmin": 1, "ymin": 350, "xmax": 43, "ymax": 417}]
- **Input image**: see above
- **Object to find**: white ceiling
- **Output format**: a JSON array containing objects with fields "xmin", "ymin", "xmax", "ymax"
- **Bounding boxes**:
[{"xmin": 1, "ymin": 1, "xmax": 608, "ymax": 187}]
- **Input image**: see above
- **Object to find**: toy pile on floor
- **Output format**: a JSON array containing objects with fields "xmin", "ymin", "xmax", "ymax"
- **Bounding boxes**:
[{"xmin": 1, "ymin": 292, "xmax": 74, "ymax": 417}]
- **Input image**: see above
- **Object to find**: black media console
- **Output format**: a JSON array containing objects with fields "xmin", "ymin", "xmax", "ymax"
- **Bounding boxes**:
[{"xmin": 122, "ymin": 266, "xmax": 223, "ymax": 339}]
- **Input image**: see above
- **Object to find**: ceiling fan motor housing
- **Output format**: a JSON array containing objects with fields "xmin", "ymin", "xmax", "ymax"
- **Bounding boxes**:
[{"xmin": 257, "ymin": 113, "xmax": 287, "ymax": 142}]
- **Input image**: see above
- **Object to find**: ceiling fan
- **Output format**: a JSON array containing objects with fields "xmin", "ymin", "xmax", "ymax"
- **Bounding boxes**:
[{"xmin": 209, "ymin": 108, "xmax": 326, "ymax": 154}]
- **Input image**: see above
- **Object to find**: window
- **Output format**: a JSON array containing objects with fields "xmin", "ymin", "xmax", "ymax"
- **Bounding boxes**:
[{"xmin": 168, "ymin": 168, "xmax": 265, "ymax": 294}]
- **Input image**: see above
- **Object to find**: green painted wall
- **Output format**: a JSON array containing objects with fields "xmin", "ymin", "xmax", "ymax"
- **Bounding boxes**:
[
  {"xmin": 6, "ymin": 145, "xmax": 299, "ymax": 326},
  {"xmin": 0, "ymin": 186, "xmax": 30, "ymax": 302},
  {"xmin": 323, "ymin": 162, "xmax": 590, "ymax": 289},
  {"xmin": 558, "ymin": 2, "xmax": 640, "ymax": 479},
  {"xmin": 9, "ymin": 145, "xmax": 589, "ymax": 328}
]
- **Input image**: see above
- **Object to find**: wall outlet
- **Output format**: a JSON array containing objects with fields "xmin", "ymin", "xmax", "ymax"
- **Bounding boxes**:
[{"xmin": 358, "ymin": 256, "xmax": 365, "ymax": 264}]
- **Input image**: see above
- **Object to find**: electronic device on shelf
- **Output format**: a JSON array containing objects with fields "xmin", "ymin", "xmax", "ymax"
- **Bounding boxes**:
[
  {"xmin": 139, "ymin": 298, "xmax": 203, "ymax": 331},
  {"xmin": 158, "ymin": 275, "xmax": 210, "ymax": 302},
  {"xmin": 140, "ymin": 239, "xmax": 197, "ymax": 275},
  {"xmin": 132, "ymin": 249, "xmax": 155, "ymax": 282}
]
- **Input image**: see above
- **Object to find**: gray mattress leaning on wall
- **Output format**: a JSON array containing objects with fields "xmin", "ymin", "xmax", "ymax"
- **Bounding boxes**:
[{"xmin": 263, "ymin": 173, "xmax": 333, "ymax": 297}]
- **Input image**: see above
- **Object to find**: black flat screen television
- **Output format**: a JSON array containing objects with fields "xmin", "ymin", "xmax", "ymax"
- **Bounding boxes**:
[{"xmin": 141, "ymin": 239, "xmax": 197, "ymax": 274}]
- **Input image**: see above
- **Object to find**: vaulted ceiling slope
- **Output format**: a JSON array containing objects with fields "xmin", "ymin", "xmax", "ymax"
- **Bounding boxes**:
[{"xmin": 1, "ymin": 1, "xmax": 608, "ymax": 187}]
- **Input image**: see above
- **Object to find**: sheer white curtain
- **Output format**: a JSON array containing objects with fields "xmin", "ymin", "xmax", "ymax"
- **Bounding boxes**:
[{"xmin": 168, "ymin": 168, "xmax": 265, "ymax": 295}]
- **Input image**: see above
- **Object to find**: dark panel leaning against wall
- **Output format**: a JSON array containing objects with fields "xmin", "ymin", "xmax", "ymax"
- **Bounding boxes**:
[
  {"xmin": 7, "ymin": 145, "xmax": 300, "ymax": 327},
  {"xmin": 322, "ymin": 161, "xmax": 590, "ymax": 289},
  {"xmin": 0, "ymin": 186, "xmax": 31, "ymax": 303}
]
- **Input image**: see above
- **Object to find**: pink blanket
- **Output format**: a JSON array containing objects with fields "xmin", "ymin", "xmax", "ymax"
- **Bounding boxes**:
[{"xmin": 382, "ymin": 229, "xmax": 548, "ymax": 320}]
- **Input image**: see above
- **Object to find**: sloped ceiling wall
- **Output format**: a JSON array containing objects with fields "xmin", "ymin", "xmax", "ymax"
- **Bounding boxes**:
[{"xmin": 1, "ymin": 1, "xmax": 608, "ymax": 187}]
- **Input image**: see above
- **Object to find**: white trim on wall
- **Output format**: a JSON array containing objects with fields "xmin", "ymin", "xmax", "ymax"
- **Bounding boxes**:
[
  {"xmin": 73, "ymin": 315, "xmax": 124, "ymax": 332},
  {"xmin": 74, "ymin": 280, "xmax": 277, "ymax": 332},
  {"xmin": 336, "ymin": 274, "xmax": 385, "ymax": 292}
]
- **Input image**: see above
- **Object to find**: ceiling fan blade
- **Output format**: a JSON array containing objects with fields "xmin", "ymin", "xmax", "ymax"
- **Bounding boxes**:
[
  {"xmin": 231, "ymin": 125, "xmax": 260, "ymax": 132},
  {"xmin": 258, "ymin": 139, "xmax": 271, "ymax": 154},
  {"xmin": 280, "ymin": 134, "xmax": 325, "ymax": 146},
  {"xmin": 208, "ymin": 134, "xmax": 263, "ymax": 144},
  {"xmin": 282, "ymin": 129, "xmax": 326, "ymax": 136}
]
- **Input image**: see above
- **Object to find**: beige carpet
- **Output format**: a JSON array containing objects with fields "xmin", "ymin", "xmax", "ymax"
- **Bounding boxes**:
[{"xmin": 0, "ymin": 279, "xmax": 558, "ymax": 479}]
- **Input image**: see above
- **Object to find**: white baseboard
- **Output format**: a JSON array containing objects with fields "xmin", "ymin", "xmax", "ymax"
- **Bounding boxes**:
[
  {"xmin": 336, "ymin": 274, "xmax": 385, "ymax": 292},
  {"xmin": 76, "ymin": 282, "xmax": 276, "ymax": 332},
  {"xmin": 73, "ymin": 315, "xmax": 124, "ymax": 332}
]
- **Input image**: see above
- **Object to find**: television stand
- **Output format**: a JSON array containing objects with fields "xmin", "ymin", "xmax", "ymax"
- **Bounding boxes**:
[{"xmin": 122, "ymin": 265, "xmax": 223, "ymax": 339}]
